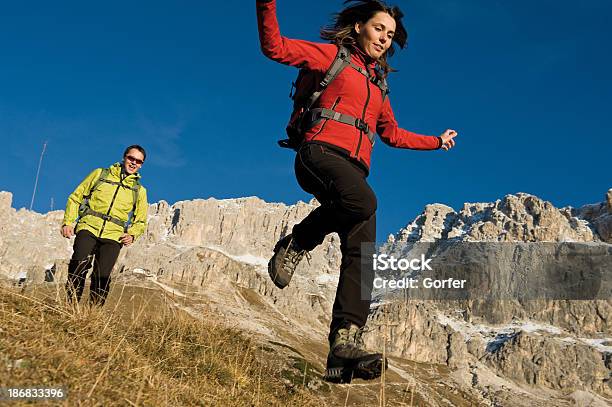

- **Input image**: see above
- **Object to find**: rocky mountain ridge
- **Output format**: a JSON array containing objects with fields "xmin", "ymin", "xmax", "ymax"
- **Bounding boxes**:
[{"xmin": 390, "ymin": 191, "xmax": 611, "ymax": 243}]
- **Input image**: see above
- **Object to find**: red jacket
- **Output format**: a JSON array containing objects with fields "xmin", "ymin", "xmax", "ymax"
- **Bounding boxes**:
[{"xmin": 256, "ymin": 0, "xmax": 442, "ymax": 171}]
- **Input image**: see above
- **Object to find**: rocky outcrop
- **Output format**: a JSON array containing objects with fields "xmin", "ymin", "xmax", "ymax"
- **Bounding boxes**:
[
  {"xmin": 0, "ymin": 191, "xmax": 12, "ymax": 212},
  {"xmin": 485, "ymin": 331, "xmax": 611, "ymax": 397},
  {"xmin": 116, "ymin": 244, "xmax": 337, "ymax": 330},
  {"xmin": 139, "ymin": 197, "xmax": 341, "ymax": 275},
  {"xmin": 374, "ymin": 190, "xmax": 611, "ymax": 400},
  {"xmin": 456, "ymin": 299, "xmax": 612, "ymax": 336},
  {"xmin": 365, "ymin": 301, "xmax": 463, "ymax": 366},
  {"xmin": 367, "ymin": 299, "xmax": 611, "ymax": 398},
  {"xmin": 392, "ymin": 192, "xmax": 597, "ymax": 243},
  {"xmin": 574, "ymin": 188, "xmax": 612, "ymax": 243},
  {"xmin": 0, "ymin": 191, "xmax": 72, "ymax": 280},
  {"xmin": 144, "ymin": 196, "xmax": 318, "ymax": 255}
]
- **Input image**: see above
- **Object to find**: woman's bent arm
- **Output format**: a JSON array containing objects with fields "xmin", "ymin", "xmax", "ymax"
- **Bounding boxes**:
[{"xmin": 376, "ymin": 97, "xmax": 442, "ymax": 150}]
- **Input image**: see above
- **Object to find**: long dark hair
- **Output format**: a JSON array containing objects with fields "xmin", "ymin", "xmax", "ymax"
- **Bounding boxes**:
[{"xmin": 320, "ymin": 0, "xmax": 407, "ymax": 76}]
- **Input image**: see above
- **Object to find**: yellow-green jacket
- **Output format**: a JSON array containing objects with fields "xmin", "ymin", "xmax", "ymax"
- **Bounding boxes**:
[{"xmin": 63, "ymin": 163, "xmax": 148, "ymax": 242}]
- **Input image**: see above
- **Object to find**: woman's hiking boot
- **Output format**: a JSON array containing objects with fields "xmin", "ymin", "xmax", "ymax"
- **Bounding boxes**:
[
  {"xmin": 267, "ymin": 234, "xmax": 310, "ymax": 289},
  {"xmin": 323, "ymin": 322, "xmax": 387, "ymax": 383}
]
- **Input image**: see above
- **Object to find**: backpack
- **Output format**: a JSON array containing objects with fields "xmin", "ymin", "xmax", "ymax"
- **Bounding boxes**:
[
  {"xmin": 278, "ymin": 45, "xmax": 390, "ymax": 151},
  {"xmin": 77, "ymin": 168, "xmax": 141, "ymax": 232}
]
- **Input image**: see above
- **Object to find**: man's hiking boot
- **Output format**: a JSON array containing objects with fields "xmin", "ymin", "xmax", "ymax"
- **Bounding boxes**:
[
  {"xmin": 267, "ymin": 234, "xmax": 310, "ymax": 289},
  {"xmin": 323, "ymin": 322, "xmax": 387, "ymax": 383}
]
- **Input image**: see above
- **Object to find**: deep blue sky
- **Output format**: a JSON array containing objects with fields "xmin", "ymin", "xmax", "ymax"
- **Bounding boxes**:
[{"xmin": 0, "ymin": 0, "xmax": 610, "ymax": 238}]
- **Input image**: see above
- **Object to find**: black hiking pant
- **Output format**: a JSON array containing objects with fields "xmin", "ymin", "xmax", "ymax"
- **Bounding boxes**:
[
  {"xmin": 66, "ymin": 229, "xmax": 122, "ymax": 305},
  {"xmin": 292, "ymin": 142, "xmax": 376, "ymax": 344}
]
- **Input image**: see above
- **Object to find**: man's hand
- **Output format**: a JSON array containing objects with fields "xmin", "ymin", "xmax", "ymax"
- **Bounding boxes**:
[
  {"xmin": 61, "ymin": 225, "xmax": 74, "ymax": 238},
  {"xmin": 120, "ymin": 234, "xmax": 134, "ymax": 246},
  {"xmin": 440, "ymin": 129, "xmax": 458, "ymax": 151}
]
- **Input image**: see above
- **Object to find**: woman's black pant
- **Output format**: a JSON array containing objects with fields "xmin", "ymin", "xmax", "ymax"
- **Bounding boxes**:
[
  {"xmin": 292, "ymin": 142, "xmax": 376, "ymax": 344},
  {"xmin": 66, "ymin": 229, "xmax": 122, "ymax": 305}
]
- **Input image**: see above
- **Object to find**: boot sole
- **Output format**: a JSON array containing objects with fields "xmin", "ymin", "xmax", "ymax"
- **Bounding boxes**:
[
  {"xmin": 323, "ymin": 366, "xmax": 354, "ymax": 384},
  {"xmin": 267, "ymin": 262, "xmax": 289, "ymax": 289},
  {"xmin": 353, "ymin": 357, "xmax": 385, "ymax": 380},
  {"xmin": 267, "ymin": 236, "xmax": 292, "ymax": 289},
  {"xmin": 323, "ymin": 357, "xmax": 387, "ymax": 383}
]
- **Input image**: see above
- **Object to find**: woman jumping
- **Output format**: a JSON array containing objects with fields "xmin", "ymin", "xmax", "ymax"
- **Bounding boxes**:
[{"xmin": 257, "ymin": 0, "xmax": 457, "ymax": 382}]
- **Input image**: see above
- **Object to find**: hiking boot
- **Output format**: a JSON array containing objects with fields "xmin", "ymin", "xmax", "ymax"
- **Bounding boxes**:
[
  {"xmin": 267, "ymin": 234, "xmax": 309, "ymax": 289},
  {"xmin": 324, "ymin": 322, "xmax": 387, "ymax": 383},
  {"xmin": 323, "ymin": 352, "xmax": 356, "ymax": 384}
]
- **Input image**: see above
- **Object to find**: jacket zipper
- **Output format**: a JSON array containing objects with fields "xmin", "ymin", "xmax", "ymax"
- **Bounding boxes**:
[
  {"xmin": 98, "ymin": 182, "xmax": 123, "ymax": 238},
  {"xmin": 311, "ymin": 96, "xmax": 342, "ymax": 141},
  {"xmin": 355, "ymin": 71, "xmax": 371, "ymax": 157}
]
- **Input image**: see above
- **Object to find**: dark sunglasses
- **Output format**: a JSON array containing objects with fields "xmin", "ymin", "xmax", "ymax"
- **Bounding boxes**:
[{"xmin": 125, "ymin": 155, "xmax": 144, "ymax": 165}]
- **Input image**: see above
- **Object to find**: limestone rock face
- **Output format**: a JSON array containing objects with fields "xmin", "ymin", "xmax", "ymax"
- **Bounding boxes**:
[
  {"xmin": 370, "ymin": 189, "xmax": 612, "ymax": 399},
  {"xmin": 365, "ymin": 301, "xmax": 462, "ymax": 366},
  {"xmin": 118, "ymin": 244, "xmax": 336, "ymax": 330},
  {"xmin": 461, "ymin": 299, "xmax": 612, "ymax": 336},
  {"xmin": 394, "ymin": 204, "xmax": 456, "ymax": 242},
  {"xmin": 0, "ymin": 191, "xmax": 71, "ymax": 280},
  {"xmin": 393, "ymin": 192, "xmax": 597, "ymax": 243},
  {"xmin": 0, "ymin": 191, "xmax": 12, "ymax": 212},
  {"xmin": 572, "ymin": 188, "xmax": 612, "ymax": 243},
  {"xmin": 485, "ymin": 331, "xmax": 611, "ymax": 397},
  {"xmin": 138, "ymin": 197, "xmax": 341, "ymax": 275},
  {"xmin": 114, "ymin": 196, "xmax": 343, "ymax": 333}
]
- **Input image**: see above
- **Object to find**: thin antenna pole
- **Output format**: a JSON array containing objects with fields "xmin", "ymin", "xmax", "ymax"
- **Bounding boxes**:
[
  {"xmin": 50, "ymin": 197, "xmax": 54, "ymax": 211},
  {"xmin": 30, "ymin": 141, "xmax": 47, "ymax": 211}
]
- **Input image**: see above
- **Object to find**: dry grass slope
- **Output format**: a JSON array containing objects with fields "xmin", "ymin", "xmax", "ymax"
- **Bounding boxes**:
[{"xmin": 0, "ymin": 285, "xmax": 321, "ymax": 406}]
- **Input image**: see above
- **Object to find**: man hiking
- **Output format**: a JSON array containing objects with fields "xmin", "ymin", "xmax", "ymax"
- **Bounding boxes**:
[
  {"xmin": 61, "ymin": 145, "xmax": 149, "ymax": 306},
  {"xmin": 257, "ymin": 0, "xmax": 458, "ymax": 382}
]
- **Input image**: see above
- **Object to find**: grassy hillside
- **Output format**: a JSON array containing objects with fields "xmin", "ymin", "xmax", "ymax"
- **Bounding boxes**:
[{"xmin": 0, "ymin": 284, "xmax": 321, "ymax": 406}]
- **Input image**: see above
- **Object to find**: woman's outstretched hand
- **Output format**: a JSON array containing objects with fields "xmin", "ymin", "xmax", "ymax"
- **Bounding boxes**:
[{"xmin": 440, "ymin": 129, "xmax": 458, "ymax": 151}]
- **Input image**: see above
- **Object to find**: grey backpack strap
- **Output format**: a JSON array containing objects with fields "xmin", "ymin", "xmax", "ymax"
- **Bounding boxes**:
[
  {"xmin": 349, "ymin": 61, "xmax": 390, "ymax": 101},
  {"xmin": 81, "ymin": 207, "xmax": 127, "ymax": 229},
  {"xmin": 376, "ymin": 76, "xmax": 389, "ymax": 101},
  {"xmin": 131, "ymin": 181, "xmax": 140, "ymax": 214},
  {"xmin": 309, "ymin": 108, "xmax": 376, "ymax": 146},
  {"xmin": 124, "ymin": 180, "xmax": 140, "ymax": 232},
  {"xmin": 87, "ymin": 168, "xmax": 109, "ymax": 198},
  {"xmin": 78, "ymin": 168, "xmax": 109, "ymax": 222},
  {"xmin": 305, "ymin": 45, "xmax": 352, "ymax": 111},
  {"xmin": 372, "ymin": 69, "xmax": 390, "ymax": 101}
]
